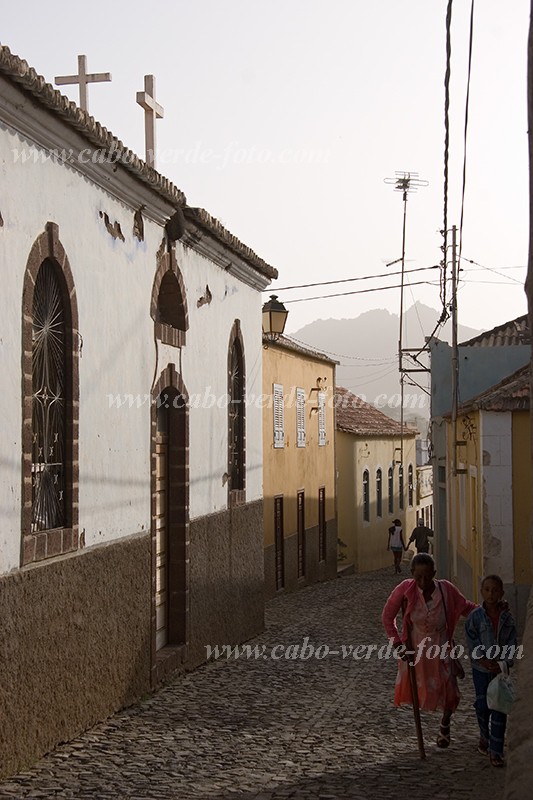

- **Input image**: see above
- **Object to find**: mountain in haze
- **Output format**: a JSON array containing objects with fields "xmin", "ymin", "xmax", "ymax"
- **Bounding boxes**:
[{"xmin": 291, "ymin": 302, "xmax": 483, "ymax": 430}]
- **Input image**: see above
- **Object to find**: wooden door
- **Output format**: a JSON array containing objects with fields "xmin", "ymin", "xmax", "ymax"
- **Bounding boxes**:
[{"xmin": 155, "ymin": 407, "xmax": 169, "ymax": 650}]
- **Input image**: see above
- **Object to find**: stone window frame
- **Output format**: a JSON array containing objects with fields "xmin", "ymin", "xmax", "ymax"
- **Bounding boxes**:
[
  {"xmin": 318, "ymin": 486, "xmax": 326, "ymax": 562},
  {"xmin": 21, "ymin": 222, "xmax": 80, "ymax": 566},
  {"xmin": 376, "ymin": 467, "xmax": 383, "ymax": 518},
  {"xmin": 296, "ymin": 388, "xmax": 306, "ymax": 447},
  {"xmin": 297, "ymin": 489, "xmax": 306, "ymax": 579},
  {"xmin": 150, "ymin": 363, "xmax": 190, "ymax": 686},
  {"xmin": 274, "ymin": 494, "xmax": 285, "ymax": 591},
  {"xmin": 408, "ymin": 463, "xmax": 414, "ymax": 507},
  {"xmin": 362, "ymin": 469, "xmax": 370, "ymax": 523},
  {"xmin": 227, "ymin": 320, "xmax": 246, "ymax": 507},
  {"xmin": 150, "ymin": 250, "xmax": 188, "ymax": 348},
  {"xmin": 273, "ymin": 383, "xmax": 285, "ymax": 449}
]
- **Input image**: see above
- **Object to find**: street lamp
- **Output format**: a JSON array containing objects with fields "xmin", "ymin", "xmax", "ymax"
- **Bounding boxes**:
[{"xmin": 262, "ymin": 295, "xmax": 288, "ymax": 343}]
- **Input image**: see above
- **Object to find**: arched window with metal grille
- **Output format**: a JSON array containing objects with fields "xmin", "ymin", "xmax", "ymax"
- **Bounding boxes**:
[
  {"xmin": 363, "ymin": 469, "xmax": 370, "ymax": 522},
  {"xmin": 228, "ymin": 320, "xmax": 246, "ymax": 505},
  {"xmin": 22, "ymin": 223, "xmax": 79, "ymax": 565},
  {"xmin": 388, "ymin": 466, "xmax": 394, "ymax": 514},
  {"xmin": 376, "ymin": 468, "xmax": 382, "ymax": 518}
]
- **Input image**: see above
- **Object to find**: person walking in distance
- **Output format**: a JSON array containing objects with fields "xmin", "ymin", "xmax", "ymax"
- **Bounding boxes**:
[
  {"xmin": 387, "ymin": 518, "xmax": 406, "ymax": 574},
  {"xmin": 408, "ymin": 517, "xmax": 434, "ymax": 554}
]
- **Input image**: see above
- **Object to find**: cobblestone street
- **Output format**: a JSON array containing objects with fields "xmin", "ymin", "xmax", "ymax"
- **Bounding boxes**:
[{"xmin": 0, "ymin": 568, "xmax": 507, "ymax": 800}]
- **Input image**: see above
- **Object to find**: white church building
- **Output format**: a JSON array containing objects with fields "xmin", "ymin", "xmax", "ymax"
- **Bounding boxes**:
[{"xmin": 0, "ymin": 44, "xmax": 276, "ymax": 777}]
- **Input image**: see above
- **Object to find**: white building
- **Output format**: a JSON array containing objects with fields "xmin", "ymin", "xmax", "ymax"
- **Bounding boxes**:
[{"xmin": 0, "ymin": 45, "xmax": 275, "ymax": 777}]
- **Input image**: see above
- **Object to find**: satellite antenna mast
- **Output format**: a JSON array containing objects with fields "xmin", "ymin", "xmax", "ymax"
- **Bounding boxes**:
[{"xmin": 384, "ymin": 171, "xmax": 428, "ymax": 466}]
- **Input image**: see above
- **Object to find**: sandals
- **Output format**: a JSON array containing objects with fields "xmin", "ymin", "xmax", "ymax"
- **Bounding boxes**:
[
  {"xmin": 490, "ymin": 754, "xmax": 505, "ymax": 768},
  {"xmin": 436, "ymin": 722, "xmax": 451, "ymax": 748},
  {"xmin": 478, "ymin": 738, "xmax": 489, "ymax": 755}
]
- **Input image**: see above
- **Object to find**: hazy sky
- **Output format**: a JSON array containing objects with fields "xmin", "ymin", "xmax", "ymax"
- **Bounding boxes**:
[{"xmin": 2, "ymin": 0, "xmax": 529, "ymax": 341}]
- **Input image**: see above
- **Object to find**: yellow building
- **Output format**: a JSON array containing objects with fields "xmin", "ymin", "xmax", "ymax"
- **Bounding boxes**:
[
  {"xmin": 335, "ymin": 387, "xmax": 418, "ymax": 572},
  {"xmin": 262, "ymin": 336, "xmax": 337, "ymax": 597},
  {"xmin": 445, "ymin": 364, "xmax": 531, "ymax": 630}
]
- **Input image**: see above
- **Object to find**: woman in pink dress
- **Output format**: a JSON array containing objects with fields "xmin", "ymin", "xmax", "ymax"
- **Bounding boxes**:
[{"xmin": 382, "ymin": 553, "xmax": 477, "ymax": 747}]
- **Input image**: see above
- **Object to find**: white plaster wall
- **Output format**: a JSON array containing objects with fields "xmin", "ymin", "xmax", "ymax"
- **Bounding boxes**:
[
  {"xmin": 481, "ymin": 411, "xmax": 514, "ymax": 582},
  {"xmin": 157, "ymin": 239, "xmax": 263, "ymax": 518},
  {"xmin": 0, "ymin": 120, "xmax": 264, "ymax": 573}
]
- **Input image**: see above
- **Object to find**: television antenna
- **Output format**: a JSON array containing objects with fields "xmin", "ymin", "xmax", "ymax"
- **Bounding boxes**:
[{"xmin": 384, "ymin": 171, "xmax": 429, "ymax": 465}]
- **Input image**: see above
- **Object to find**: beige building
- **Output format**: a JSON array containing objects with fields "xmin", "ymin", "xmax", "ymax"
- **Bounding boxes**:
[
  {"xmin": 262, "ymin": 336, "xmax": 337, "ymax": 597},
  {"xmin": 335, "ymin": 387, "xmax": 418, "ymax": 572}
]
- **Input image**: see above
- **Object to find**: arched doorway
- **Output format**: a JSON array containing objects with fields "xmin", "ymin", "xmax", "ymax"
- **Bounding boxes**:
[{"xmin": 152, "ymin": 379, "xmax": 188, "ymax": 654}]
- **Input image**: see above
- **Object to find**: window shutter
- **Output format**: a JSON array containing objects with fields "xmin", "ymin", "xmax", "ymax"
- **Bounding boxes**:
[
  {"xmin": 273, "ymin": 383, "xmax": 285, "ymax": 448},
  {"xmin": 318, "ymin": 391, "xmax": 326, "ymax": 446},
  {"xmin": 296, "ymin": 388, "xmax": 306, "ymax": 447}
]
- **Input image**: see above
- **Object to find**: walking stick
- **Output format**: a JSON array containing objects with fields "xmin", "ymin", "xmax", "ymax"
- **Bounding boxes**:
[{"xmin": 402, "ymin": 601, "xmax": 426, "ymax": 759}]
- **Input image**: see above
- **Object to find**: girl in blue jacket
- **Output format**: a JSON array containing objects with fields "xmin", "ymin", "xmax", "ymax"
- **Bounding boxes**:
[{"xmin": 465, "ymin": 574, "xmax": 518, "ymax": 768}]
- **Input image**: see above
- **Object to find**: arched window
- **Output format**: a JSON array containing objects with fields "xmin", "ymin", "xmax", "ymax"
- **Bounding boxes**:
[
  {"xmin": 363, "ymin": 469, "xmax": 370, "ymax": 522},
  {"xmin": 376, "ymin": 468, "xmax": 382, "ymax": 518},
  {"xmin": 388, "ymin": 466, "xmax": 394, "ymax": 514},
  {"xmin": 22, "ymin": 223, "xmax": 79, "ymax": 565},
  {"xmin": 408, "ymin": 464, "xmax": 414, "ymax": 507},
  {"xmin": 158, "ymin": 272, "xmax": 186, "ymax": 329},
  {"xmin": 151, "ymin": 252, "xmax": 188, "ymax": 347},
  {"xmin": 228, "ymin": 321, "xmax": 245, "ymax": 504},
  {"xmin": 398, "ymin": 465, "xmax": 404, "ymax": 510},
  {"xmin": 32, "ymin": 260, "xmax": 67, "ymax": 532}
]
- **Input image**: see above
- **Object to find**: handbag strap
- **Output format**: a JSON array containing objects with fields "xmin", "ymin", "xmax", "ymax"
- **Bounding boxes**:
[{"xmin": 437, "ymin": 581, "xmax": 453, "ymax": 643}]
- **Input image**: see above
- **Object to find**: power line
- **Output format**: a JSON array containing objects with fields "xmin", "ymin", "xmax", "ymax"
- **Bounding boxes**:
[
  {"xmin": 267, "ymin": 264, "xmax": 439, "ymax": 293},
  {"xmin": 442, "ymin": 0, "xmax": 453, "ymax": 308},
  {"xmin": 461, "ymin": 258, "xmax": 524, "ymax": 284},
  {"xmin": 339, "ymin": 360, "xmax": 399, "ymax": 369},
  {"xmin": 345, "ymin": 367, "xmax": 400, "ymax": 388},
  {"xmin": 286, "ymin": 334, "xmax": 397, "ymax": 363},
  {"xmin": 462, "ymin": 264, "xmax": 527, "ymax": 271},
  {"xmin": 458, "ymin": 278, "xmax": 526, "ymax": 286},
  {"xmin": 266, "ymin": 262, "xmax": 524, "ymax": 301},
  {"xmin": 457, "ymin": 0, "xmax": 475, "ymax": 272},
  {"xmin": 282, "ymin": 279, "xmax": 437, "ymax": 304}
]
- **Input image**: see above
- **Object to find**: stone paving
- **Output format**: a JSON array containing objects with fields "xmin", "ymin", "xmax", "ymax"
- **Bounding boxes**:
[{"xmin": 0, "ymin": 567, "xmax": 507, "ymax": 800}]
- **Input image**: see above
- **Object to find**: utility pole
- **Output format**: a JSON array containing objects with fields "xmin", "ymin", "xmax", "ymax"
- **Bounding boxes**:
[{"xmin": 450, "ymin": 225, "xmax": 459, "ymax": 477}]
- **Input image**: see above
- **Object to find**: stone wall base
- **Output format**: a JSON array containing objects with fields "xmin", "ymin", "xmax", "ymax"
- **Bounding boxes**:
[
  {"xmin": 0, "ymin": 532, "xmax": 152, "ymax": 780},
  {"xmin": 0, "ymin": 499, "xmax": 266, "ymax": 779},
  {"xmin": 186, "ymin": 499, "xmax": 265, "ymax": 667}
]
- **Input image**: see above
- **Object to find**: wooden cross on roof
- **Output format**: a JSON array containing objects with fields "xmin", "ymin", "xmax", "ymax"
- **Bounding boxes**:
[
  {"xmin": 55, "ymin": 55, "xmax": 111, "ymax": 113},
  {"xmin": 136, "ymin": 75, "xmax": 164, "ymax": 169}
]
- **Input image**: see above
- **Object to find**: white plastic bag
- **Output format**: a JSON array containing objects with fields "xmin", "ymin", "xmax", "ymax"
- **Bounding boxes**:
[{"xmin": 486, "ymin": 661, "xmax": 515, "ymax": 715}]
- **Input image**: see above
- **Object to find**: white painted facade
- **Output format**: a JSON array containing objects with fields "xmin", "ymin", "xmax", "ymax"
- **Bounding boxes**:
[
  {"xmin": 480, "ymin": 410, "xmax": 514, "ymax": 582},
  {"xmin": 0, "ymin": 73, "xmax": 266, "ymax": 575}
]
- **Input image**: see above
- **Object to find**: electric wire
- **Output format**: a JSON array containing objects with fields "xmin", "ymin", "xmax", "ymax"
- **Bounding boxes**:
[
  {"xmin": 442, "ymin": 0, "xmax": 453, "ymax": 308},
  {"xmin": 285, "ymin": 334, "xmax": 397, "ymax": 363},
  {"xmin": 282, "ymin": 280, "xmax": 437, "ymax": 304},
  {"xmin": 267, "ymin": 264, "xmax": 439, "ymax": 293},
  {"xmin": 457, "ymin": 0, "xmax": 475, "ymax": 280},
  {"xmin": 461, "ymin": 258, "xmax": 524, "ymax": 284}
]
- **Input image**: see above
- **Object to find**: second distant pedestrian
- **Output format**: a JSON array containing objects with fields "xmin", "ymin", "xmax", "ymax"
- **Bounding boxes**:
[{"xmin": 408, "ymin": 518, "xmax": 434, "ymax": 554}]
